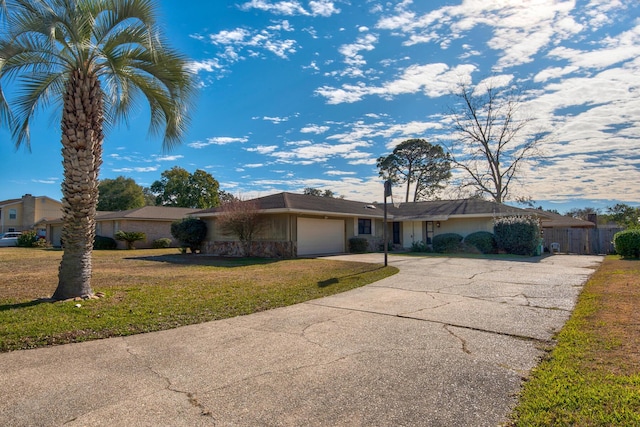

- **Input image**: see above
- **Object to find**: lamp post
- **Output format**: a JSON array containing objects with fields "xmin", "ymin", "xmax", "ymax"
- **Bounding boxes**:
[{"xmin": 383, "ymin": 180, "xmax": 392, "ymax": 266}]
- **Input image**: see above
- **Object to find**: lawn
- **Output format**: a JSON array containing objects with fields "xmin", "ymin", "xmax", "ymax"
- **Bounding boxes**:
[
  {"xmin": 509, "ymin": 256, "xmax": 640, "ymax": 426},
  {"xmin": 0, "ymin": 248, "xmax": 398, "ymax": 352}
]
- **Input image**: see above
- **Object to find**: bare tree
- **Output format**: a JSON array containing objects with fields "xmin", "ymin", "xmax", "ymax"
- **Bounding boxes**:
[
  {"xmin": 217, "ymin": 199, "xmax": 264, "ymax": 257},
  {"xmin": 447, "ymin": 81, "xmax": 543, "ymax": 203}
]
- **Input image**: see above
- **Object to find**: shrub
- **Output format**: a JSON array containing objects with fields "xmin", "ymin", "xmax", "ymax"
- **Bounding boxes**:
[
  {"xmin": 494, "ymin": 216, "xmax": 540, "ymax": 256},
  {"xmin": 94, "ymin": 235, "xmax": 117, "ymax": 250},
  {"xmin": 115, "ymin": 230, "xmax": 147, "ymax": 250},
  {"xmin": 153, "ymin": 238, "xmax": 172, "ymax": 249},
  {"xmin": 16, "ymin": 231, "xmax": 37, "ymax": 247},
  {"xmin": 410, "ymin": 240, "xmax": 431, "ymax": 252},
  {"xmin": 349, "ymin": 237, "xmax": 369, "ymax": 253},
  {"xmin": 171, "ymin": 217, "xmax": 207, "ymax": 253},
  {"xmin": 613, "ymin": 229, "xmax": 640, "ymax": 258},
  {"xmin": 432, "ymin": 233, "xmax": 463, "ymax": 253},
  {"xmin": 33, "ymin": 237, "xmax": 49, "ymax": 248},
  {"xmin": 464, "ymin": 231, "xmax": 497, "ymax": 254}
]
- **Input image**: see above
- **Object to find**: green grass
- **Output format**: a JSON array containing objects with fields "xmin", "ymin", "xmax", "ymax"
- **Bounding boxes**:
[
  {"xmin": 0, "ymin": 248, "xmax": 398, "ymax": 352},
  {"xmin": 508, "ymin": 256, "xmax": 640, "ymax": 426}
]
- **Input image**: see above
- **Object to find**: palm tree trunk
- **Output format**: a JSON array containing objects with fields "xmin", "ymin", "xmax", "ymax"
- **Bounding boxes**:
[{"xmin": 52, "ymin": 69, "xmax": 103, "ymax": 300}]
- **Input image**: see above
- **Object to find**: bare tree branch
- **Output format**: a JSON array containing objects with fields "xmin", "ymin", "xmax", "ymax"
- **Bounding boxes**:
[{"xmin": 446, "ymin": 80, "xmax": 543, "ymax": 203}]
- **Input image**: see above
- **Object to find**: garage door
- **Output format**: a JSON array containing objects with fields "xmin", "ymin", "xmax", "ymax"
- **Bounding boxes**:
[{"xmin": 297, "ymin": 217, "xmax": 345, "ymax": 256}]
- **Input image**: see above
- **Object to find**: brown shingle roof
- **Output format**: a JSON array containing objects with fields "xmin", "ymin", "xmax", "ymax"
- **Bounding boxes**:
[
  {"xmin": 198, "ymin": 192, "xmax": 386, "ymax": 218},
  {"xmin": 523, "ymin": 209, "xmax": 596, "ymax": 228},
  {"xmin": 44, "ymin": 206, "xmax": 200, "ymax": 224},
  {"xmin": 95, "ymin": 206, "xmax": 200, "ymax": 221},
  {"xmin": 198, "ymin": 192, "xmax": 534, "ymax": 220},
  {"xmin": 381, "ymin": 198, "xmax": 532, "ymax": 220}
]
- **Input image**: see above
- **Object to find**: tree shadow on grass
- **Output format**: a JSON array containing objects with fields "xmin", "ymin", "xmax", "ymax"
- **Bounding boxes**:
[
  {"xmin": 126, "ymin": 254, "xmax": 280, "ymax": 268},
  {"xmin": 317, "ymin": 266, "xmax": 389, "ymax": 288},
  {"xmin": 0, "ymin": 298, "xmax": 54, "ymax": 312}
]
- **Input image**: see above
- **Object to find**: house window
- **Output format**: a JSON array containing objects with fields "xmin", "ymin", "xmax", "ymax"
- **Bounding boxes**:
[
  {"xmin": 9, "ymin": 209, "xmax": 17, "ymax": 220},
  {"xmin": 358, "ymin": 218, "xmax": 372, "ymax": 235}
]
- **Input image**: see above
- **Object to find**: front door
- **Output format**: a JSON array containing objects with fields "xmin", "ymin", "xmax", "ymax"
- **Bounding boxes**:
[{"xmin": 392, "ymin": 222, "xmax": 400, "ymax": 244}]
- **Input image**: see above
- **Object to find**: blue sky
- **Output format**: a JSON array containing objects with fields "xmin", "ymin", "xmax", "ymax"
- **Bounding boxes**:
[{"xmin": 1, "ymin": 0, "xmax": 639, "ymax": 213}]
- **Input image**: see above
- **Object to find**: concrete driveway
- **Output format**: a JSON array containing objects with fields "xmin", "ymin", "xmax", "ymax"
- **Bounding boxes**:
[{"xmin": 0, "ymin": 254, "xmax": 602, "ymax": 426}]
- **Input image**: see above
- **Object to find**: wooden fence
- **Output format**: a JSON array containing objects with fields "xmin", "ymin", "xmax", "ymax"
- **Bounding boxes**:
[{"xmin": 542, "ymin": 227, "xmax": 623, "ymax": 255}]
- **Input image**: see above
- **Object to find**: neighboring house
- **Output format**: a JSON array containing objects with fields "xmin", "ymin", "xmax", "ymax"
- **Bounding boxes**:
[
  {"xmin": 0, "ymin": 194, "xmax": 62, "ymax": 237},
  {"xmin": 525, "ymin": 209, "xmax": 619, "ymax": 254},
  {"xmin": 45, "ymin": 206, "xmax": 200, "ymax": 249},
  {"xmin": 197, "ymin": 192, "xmax": 535, "ymax": 258}
]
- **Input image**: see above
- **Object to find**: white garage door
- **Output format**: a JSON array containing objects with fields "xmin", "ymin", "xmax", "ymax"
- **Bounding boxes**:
[{"xmin": 297, "ymin": 217, "xmax": 345, "ymax": 256}]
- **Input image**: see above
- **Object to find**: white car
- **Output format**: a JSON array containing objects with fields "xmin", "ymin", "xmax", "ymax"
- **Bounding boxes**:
[{"xmin": 0, "ymin": 232, "xmax": 21, "ymax": 247}]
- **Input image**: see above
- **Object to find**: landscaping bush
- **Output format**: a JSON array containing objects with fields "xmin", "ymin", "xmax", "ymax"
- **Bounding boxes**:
[
  {"xmin": 94, "ymin": 235, "xmax": 117, "ymax": 250},
  {"xmin": 494, "ymin": 216, "xmax": 540, "ymax": 256},
  {"xmin": 464, "ymin": 231, "xmax": 497, "ymax": 254},
  {"xmin": 349, "ymin": 237, "xmax": 369, "ymax": 253},
  {"xmin": 613, "ymin": 229, "xmax": 640, "ymax": 259},
  {"xmin": 432, "ymin": 233, "xmax": 463, "ymax": 253},
  {"xmin": 115, "ymin": 230, "xmax": 146, "ymax": 250},
  {"xmin": 410, "ymin": 240, "xmax": 431, "ymax": 252},
  {"xmin": 16, "ymin": 231, "xmax": 37, "ymax": 247},
  {"xmin": 153, "ymin": 238, "xmax": 172, "ymax": 249},
  {"xmin": 171, "ymin": 217, "xmax": 207, "ymax": 253}
]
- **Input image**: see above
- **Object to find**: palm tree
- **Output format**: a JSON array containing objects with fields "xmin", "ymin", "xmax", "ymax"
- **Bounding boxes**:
[{"xmin": 0, "ymin": 0, "xmax": 194, "ymax": 300}]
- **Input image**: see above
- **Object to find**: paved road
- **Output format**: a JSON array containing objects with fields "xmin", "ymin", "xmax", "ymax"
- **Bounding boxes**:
[{"xmin": 0, "ymin": 254, "xmax": 602, "ymax": 426}]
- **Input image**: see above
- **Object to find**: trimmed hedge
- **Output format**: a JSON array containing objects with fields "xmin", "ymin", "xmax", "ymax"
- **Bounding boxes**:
[
  {"xmin": 464, "ymin": 231, "xmax": 497, "ymax": 254},
  {"xmin": 94, "ymin": 235, "xmax": 117, "ymax": 250},
  {"xmin": 494, "ymin": 216, "xmax": 540, "ymax": 256},
  {"xmin": 153, "ymin": 238, "xmax": 172, "ymax": 249},
  {"xmin": 613, "ymin": 229, "xmax": 640, "ymax": 258},
  {"xmin": 410, "ymin": 241, "xmax": 431, "ymax": 252},
  {"xmin": 349, "ymin": 237, "xmax": 369, "ymax": 253},
  {"xmin": 433, "ymin": 233, "xmax": 463, "ymax": 253}
]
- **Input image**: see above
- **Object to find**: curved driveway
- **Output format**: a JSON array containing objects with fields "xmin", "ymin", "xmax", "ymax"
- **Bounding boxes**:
[{"xmin": 0, "ymin": 254, "xmax": 602, "ymax": 426}]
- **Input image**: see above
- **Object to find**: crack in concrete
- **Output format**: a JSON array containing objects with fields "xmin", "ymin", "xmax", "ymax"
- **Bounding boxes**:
[
  {"xmin": 122, "ymin": 339, "xmax": 217, "ymax": 423},
  {"xmin": 443, "ymin": 324, "xmax": 471, "ymax": 355}
]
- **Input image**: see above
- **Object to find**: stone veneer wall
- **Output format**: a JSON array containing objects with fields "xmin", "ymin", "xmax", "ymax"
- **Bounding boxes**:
[{"xmin": 202, "ymin": 241, "xmax": 296, "ymax": 258}]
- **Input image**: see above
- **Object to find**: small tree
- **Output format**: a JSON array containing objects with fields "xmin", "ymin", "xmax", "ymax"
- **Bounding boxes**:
[
  {"xmin": 217, "ymin": 199, "xmax": 264, "ymax": 257},
  {"xmin": 114, "ymin": 230, "xmax": 146, "ymax": 250},
  {"xmin": 171, "ymin": 218, "xmax": 207, "ymax": 253}
]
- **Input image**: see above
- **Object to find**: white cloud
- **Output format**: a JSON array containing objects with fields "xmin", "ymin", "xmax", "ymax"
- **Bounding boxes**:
[
  {"xmin": 268, "ymin": 141, "xmax": 372, "ymax": 164},
  {"xmin": 188, "ymin": 137, "xmax": 249, "ymax": 149},
  {"xmin": 309, "ymin": 0, "xmax": 340, "ymax": 17},
  {"xmin": 187, "ymin": 59, "xmax": 223, "ymax": 73},
  {"xmin": 153, "ymin": 155, "xmax": 184, "ymax": 162},
  {"xmin": 112, "ymin": 166, "xmax": 160, "ymax": 173},
  {"xmin": 300, "ymin": 124, "xmax": 330, "ymax": 134},
  {"xmin": 316, "ymin": 63, "xmax": 476, "ymax": 104},
  {"xmin": 262, "ymin": 116, "xmax": 289, "ymax": 124},
  {"xmin": 375, "ymin": 0, "xmax": 586, "ymax": 70},
  {"xmin": 533, "ymin": 66, "xmax": 580, "ymax": 83},
  {"xmin": 32, "ymin": 178, "xmax": 58, "ymax": 185},
  {"xmin": 246, "ymin": 145, "xmax": 279, "ymax": 154},
  {"xmin": 336, "ymin": 33, "xmax": 379, "ymax": 77},
  {"xmin": 324, "ymin": 170, "xmax": 356, "ymax": 176},
  {"xmin": 240, "ymin": 0, "xmax": 339, "ymax": 17}
]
